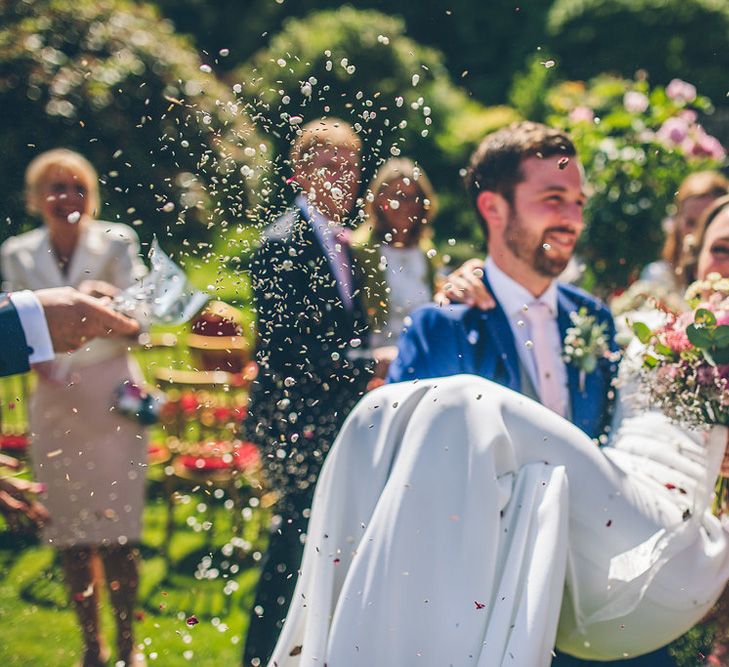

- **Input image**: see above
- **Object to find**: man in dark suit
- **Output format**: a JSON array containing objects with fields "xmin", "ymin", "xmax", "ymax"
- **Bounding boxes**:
[
  {"xmin": 243, "ymin": 118, "xmax": 389, "ymax": 666},
  {"xmin": 0, "ymin": 286, "xmax": 140, "ymax": 376},
  {"xmin": 388, "ymin": 122, "xmax": 670, "ymax": 666}
]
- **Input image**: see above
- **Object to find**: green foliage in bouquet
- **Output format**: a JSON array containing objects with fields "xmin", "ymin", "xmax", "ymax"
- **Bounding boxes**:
[
  {"xmin": 685, "ymin": 309, "xmax": 729, "ymax": 365},
  {"xmin": 542, "ymin": 74, "xmax": 725, "ymax": 292},
  {"xmin": 232, "ymin": 7, "xmax": 519, "ymax": 246},
  {"xmin": 685, "ymin": 273, "xmax": 729, "ymax": 365},
  {"xmin": 0, "ymin": 0, "xmax": 263, "ymax": 252}
]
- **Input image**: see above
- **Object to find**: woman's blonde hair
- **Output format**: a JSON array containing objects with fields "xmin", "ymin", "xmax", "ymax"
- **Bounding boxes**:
[
  {"xmin": 364, "ymin": 158, "xmax": 438, "ymax": 244},
  {"xmin": 25, "ymin": 148, "xmax": 100, "ymax": 218}
]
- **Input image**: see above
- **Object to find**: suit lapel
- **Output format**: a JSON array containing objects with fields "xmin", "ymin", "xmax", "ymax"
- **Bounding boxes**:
[
  {"xmin": 298, "ymin": 213, "xmax": 356, "ymax": 332},
  {"xmin": 474, "ymin": 274, "xmax": 521, "ymax": 391}
]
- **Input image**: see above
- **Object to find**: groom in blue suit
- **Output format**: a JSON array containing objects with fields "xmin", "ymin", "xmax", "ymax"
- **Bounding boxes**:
[{"xmin": 388, "ymin": 122, "xmax": 670, "ymax": 666}]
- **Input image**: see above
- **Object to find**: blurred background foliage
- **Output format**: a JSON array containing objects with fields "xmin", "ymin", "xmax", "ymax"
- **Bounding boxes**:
[
  {"xmin": 231, "ymin": 7, "xmax": 519, "ymax": 246},
  {"xmin": 547, "ymin": 0, "xmax": 729, "ymax": 114},
  {"xmin": 0, "ymin": 0, "xmax": 263, "ymax": 256},
  {"xmin": 510, "ymin": 67, "xmax": 725, "ymax": 290},
  {"xmin": 0, "ymin": 0, "xmax": 727, "ymax": 286}
]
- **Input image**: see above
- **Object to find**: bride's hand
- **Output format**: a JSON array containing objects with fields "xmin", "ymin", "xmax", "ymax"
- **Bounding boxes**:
[{"xmin": 433, "ymin": 258, "xmax": 495, "ymax": 310}]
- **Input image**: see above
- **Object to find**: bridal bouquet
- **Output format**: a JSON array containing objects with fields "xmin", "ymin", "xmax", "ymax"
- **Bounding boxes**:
[
  {"xmin": 632, "ymin": 273, "xmax": 729, "ymax": 430},
  {"xmin": 632, "ymin": 274, "xmax": 729, "ymax": 512}
]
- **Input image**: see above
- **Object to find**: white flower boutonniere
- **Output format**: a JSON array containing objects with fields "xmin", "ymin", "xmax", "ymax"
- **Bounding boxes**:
[{"xmin": 563, "ymin": 307, "xmax": 610, "ymax": 391}]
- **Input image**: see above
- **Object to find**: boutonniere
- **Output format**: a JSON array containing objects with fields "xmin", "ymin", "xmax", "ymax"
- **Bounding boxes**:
[{"xmin": 562, "ymin": 307, "xmax": 610, "ymax": 391}]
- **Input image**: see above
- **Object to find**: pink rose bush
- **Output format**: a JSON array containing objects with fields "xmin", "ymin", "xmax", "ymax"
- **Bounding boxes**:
[
  {"xmin": 544, "ymin": 74, "xmax": 726, "ymax": 290},
  {"xmin": 666, "ymin": 78, "xmax": 697, "ymax": 104}
]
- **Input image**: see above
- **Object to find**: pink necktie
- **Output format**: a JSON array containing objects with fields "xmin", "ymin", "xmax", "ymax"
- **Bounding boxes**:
[{"xmin": 523, "ymin": 301, "xmax": 567, "ymax": 417}]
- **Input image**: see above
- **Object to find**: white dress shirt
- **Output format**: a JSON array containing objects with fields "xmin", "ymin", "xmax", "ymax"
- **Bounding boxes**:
[
  {"xmin": 484, "ymin": 257, "xmax": 569, "ymax": 412},
  {"xmin": 371, "ymin": 245, "xmax": 431, "ymax": 347},
  {"xmin": 8, "ymin": 290, "xmax": 54, "ymax": 364},
  {"xmin": 298, "ymin": 195, "xmax": 354, "ymax": 310}
]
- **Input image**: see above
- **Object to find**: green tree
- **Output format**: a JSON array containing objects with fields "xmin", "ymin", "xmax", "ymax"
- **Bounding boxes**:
[
  {"xmin": 547, "ymin": 0, "xmax": 729, "ymax": 106},
  {"xmin": 234, "ymin": 6, "xmax": 518, "ymax": 245},
  {"xmin": 153, "ymin": 0, "xmax": 554, "ymax": 105},
  {"xmin": 0, "ymin": 0, "xmax": 262, "ymax": 252}
]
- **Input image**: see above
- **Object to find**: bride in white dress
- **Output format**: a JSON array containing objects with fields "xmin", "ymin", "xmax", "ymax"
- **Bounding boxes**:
[{"xmin": 266, "ymin": 372, "xmax": 729, "ymax": 666}]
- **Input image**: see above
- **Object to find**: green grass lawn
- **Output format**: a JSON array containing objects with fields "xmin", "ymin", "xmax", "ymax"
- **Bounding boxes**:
[{"xmin": 0, "ymin": 482, "xmax": 269, "ymax": 666}]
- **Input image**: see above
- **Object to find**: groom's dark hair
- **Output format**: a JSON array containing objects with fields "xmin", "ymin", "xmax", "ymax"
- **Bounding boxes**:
[{"xmin": 465, "ymin": 121, "xmax": 576, "ymax": 242}]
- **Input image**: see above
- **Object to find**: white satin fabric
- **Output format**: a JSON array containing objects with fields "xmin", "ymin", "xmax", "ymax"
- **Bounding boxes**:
[{"xmin": 268, "ymin": 375, "xmax": 729, "ymax": 666}]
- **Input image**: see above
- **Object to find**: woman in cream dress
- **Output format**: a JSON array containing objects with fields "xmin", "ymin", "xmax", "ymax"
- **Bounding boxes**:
[{"xmin": 0, "ymin": 149, "xmax": 147, "ymax": 667}]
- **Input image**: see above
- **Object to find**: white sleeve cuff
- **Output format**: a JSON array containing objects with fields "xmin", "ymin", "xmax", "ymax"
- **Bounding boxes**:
[{"xmin": 8, "ymin": 290, "xmax": 55, "ymax": 363}]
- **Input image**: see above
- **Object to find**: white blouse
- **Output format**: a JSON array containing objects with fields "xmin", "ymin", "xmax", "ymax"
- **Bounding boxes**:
[{"xmin": 371, "ymin": 245, "xmax": 431, "ymax": 347}]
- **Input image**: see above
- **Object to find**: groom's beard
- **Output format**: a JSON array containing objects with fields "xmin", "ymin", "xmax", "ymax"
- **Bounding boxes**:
[{"xmin": 504, "ymin": 210, "xmax": 574, "ymax": 278}]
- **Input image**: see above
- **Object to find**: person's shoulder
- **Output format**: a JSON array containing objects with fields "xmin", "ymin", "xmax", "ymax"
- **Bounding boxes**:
[
  {"xmin": 640, "ymin": 260, "xmax": 672, "ymax": 283},
  {"xmin": 91, "ymin": 220, "xmax": 140, "ymax": 247},
  {"xmin": 0, "ymin": 227, "xmax": 46, "ymax": 256},
  {"xmin": 251, "ymin": 209, "xmax": 301, "ymax": 261},
  {"xmin": 261, "ymin": 209, "xmax": 300, "ymax": 245},
  {"xmin": 409, "ymin": 302, "xmax": 471, "ymax": 328},
  {"xmin": 246, "ymin": 210, "xmax": 303, "ymax": 277},
  {"xmin": 558, "ymin": 282, "xmax": 612, "ymax": 318}
]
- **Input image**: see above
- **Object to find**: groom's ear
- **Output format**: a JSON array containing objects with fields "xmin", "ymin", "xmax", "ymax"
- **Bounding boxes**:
[{"xmin": 476, "ymin": 191, "xmax": 508, "ymax": 234}]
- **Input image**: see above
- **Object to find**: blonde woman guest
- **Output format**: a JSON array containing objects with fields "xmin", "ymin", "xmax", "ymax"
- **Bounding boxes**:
[
  {"xmin": 641, "ymin": 170, "xmax": 729, "ymax": 291},
  {"xmin": 0, "ymin": 149, "xmax": 148, "ymax": 667},
  {"xmin": 353, "ymin": 158, "xmax": 440, "ymax": 350}
]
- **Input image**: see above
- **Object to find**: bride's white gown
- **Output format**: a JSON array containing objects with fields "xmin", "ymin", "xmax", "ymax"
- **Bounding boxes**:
[{"xmin": 268, "ymin": 375, "xmax": 729, "ymax": 666}]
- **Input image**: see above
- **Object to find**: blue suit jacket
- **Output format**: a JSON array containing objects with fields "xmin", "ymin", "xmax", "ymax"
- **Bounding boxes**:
[
  {"xmin": 387, "ymin": 278, "xmax": 619, "ymax": 440},
  {"xmin": 0, "ymin": 294, "xmax": 31, "ymax": 377}
]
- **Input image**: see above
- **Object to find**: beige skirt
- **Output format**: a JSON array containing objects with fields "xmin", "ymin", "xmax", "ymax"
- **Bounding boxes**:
[{"xmin": 30, "ymin": 354, "xmax": 148, "ymax": 548}]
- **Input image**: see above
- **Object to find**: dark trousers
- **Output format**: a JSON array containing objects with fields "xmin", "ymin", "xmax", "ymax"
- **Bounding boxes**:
[
  {"xmin": 243, "ymin": 497, "xmax": 309, "ymax": 667},
  {"xmin": 553, "ymin": 647, "xmax": 674, "ymax": 666},
  {"xmin": 242, "ymin": 373, "xmax": 366, "ymax": 666}
]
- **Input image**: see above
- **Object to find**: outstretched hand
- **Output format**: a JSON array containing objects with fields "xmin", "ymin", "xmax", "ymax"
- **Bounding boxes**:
[
  {"xmin": 35, "ymin": 286, "xmax": 140, "ymax": 353},
  {"xmin": 0, "ymin": 463, "xmax": 49, "ymax": 532},
  {"xmin": 434, "ymin": 258, "xmax": 495, "ymax": 310}
]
